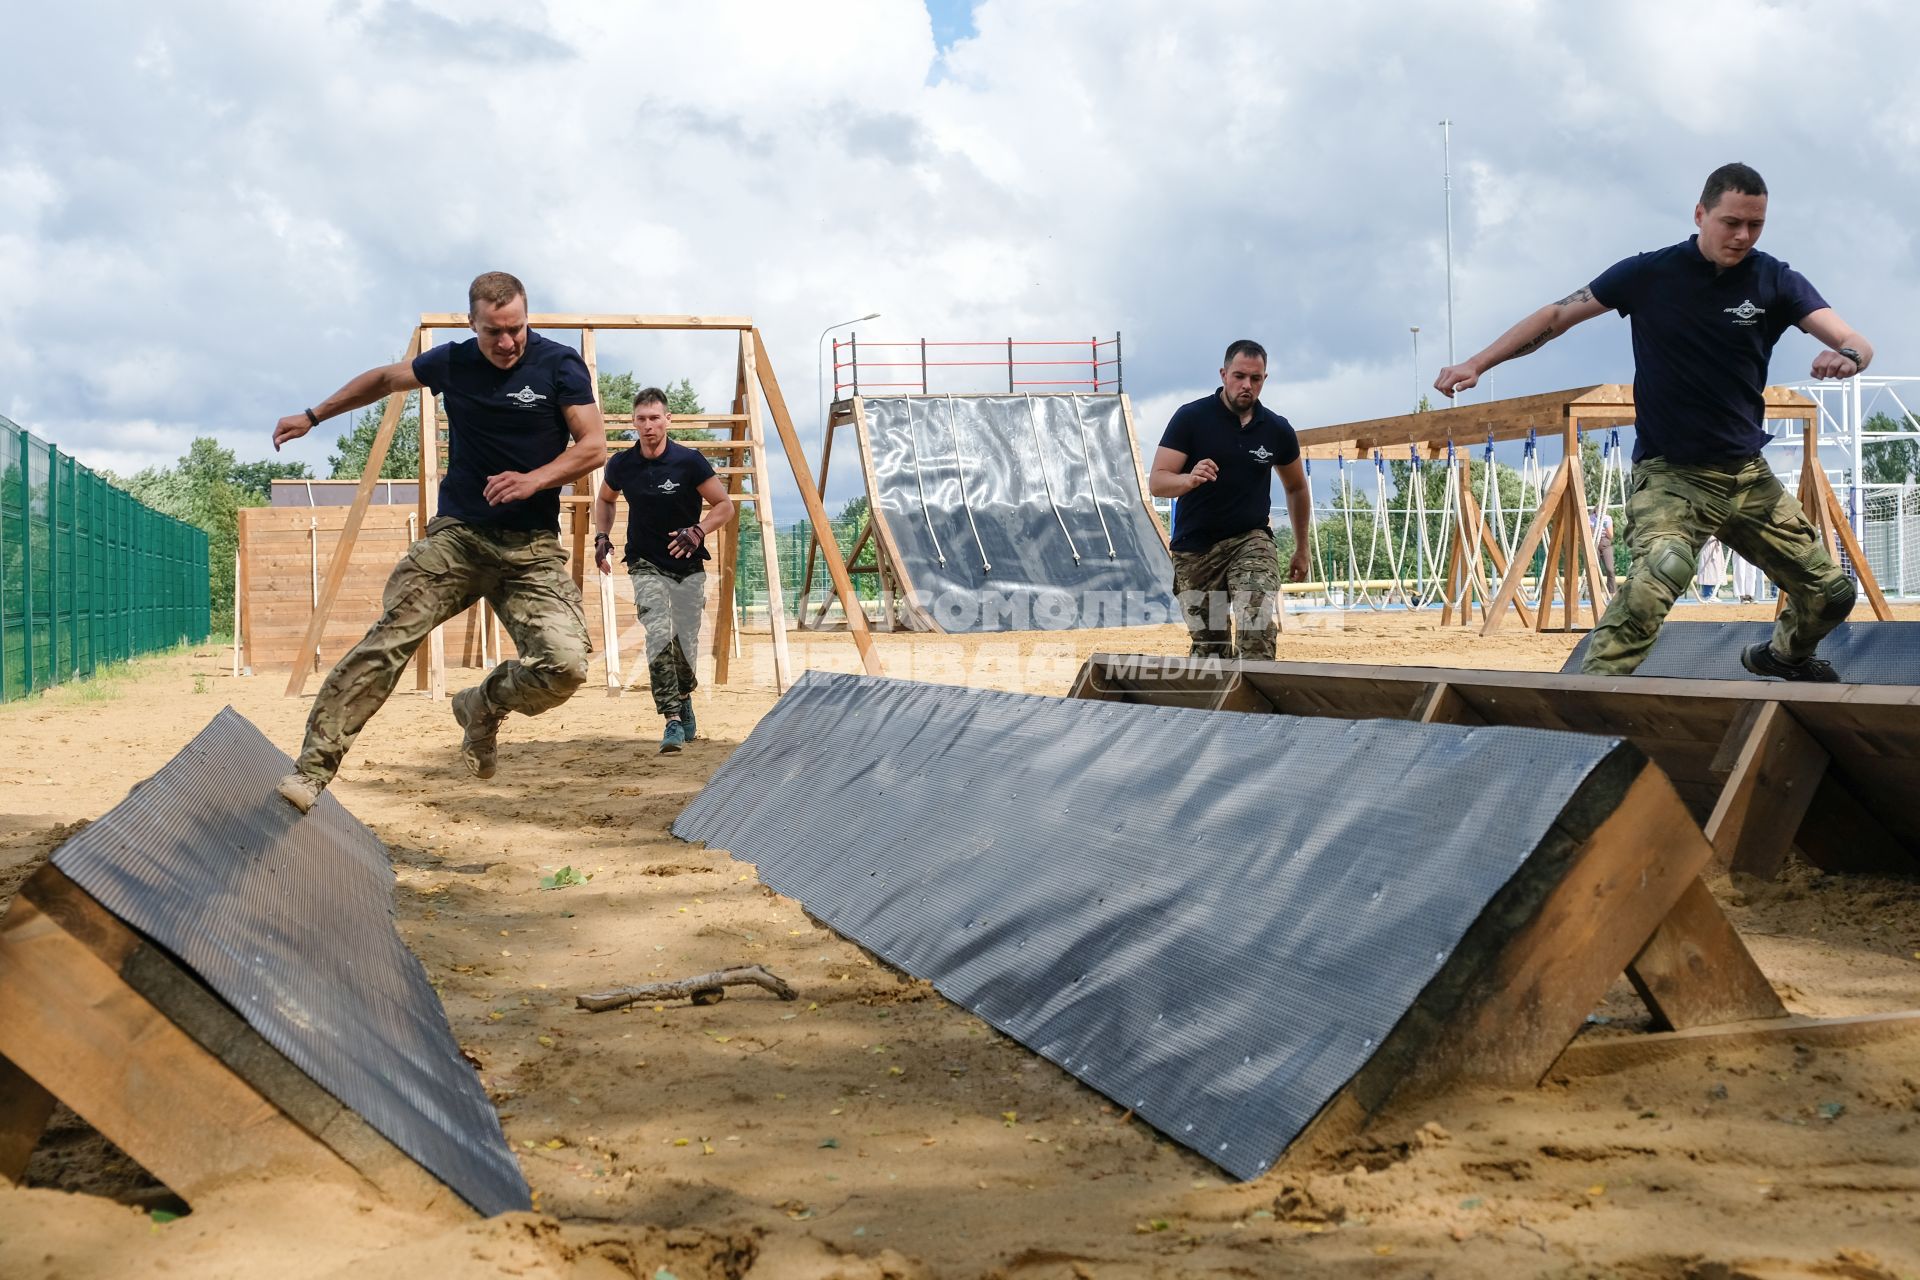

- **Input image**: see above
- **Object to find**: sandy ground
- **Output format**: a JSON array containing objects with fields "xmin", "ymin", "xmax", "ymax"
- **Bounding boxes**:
[{"xmin": 2, "ymin": 603, "xmax": 1918, "ymax": 1280}]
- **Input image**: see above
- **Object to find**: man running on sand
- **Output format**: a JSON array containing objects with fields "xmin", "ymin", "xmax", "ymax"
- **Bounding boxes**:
[
  {"xmin": 1435, "ymin": 163, "xmax": 1872, "ymax": 681},
  {"xmin": 269, "ymin": 271, "xmax": 606, "ymax": 811},
  {"xmin": 593, "ymin": 387, "xmax": 734, "ymax": 755}
]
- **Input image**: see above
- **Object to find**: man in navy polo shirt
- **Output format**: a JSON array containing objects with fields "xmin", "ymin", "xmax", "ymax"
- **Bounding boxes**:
[
  {"xmin": 593, "ymin": 387, "xmax": 735, "ymax": 754},
  {"xmin": 269, "ymin": 271, "xmax": 607, "ymax": 811},
  {"xmin": 1148, "ymin": 339, "xmax": 1312, "ymax": 659},
  {"xmin": 1436, "ymin": 163, "xmax": 1874, "ymax": 680}
]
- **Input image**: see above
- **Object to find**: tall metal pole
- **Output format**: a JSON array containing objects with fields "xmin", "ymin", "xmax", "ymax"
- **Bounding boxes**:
[
  {"xmin": 1410, "ymin": 327, "xmax": 1421, "ymax": 412},
  {"xmin": 1440, "ymin": 119, "xmax": 1456, "ymax": 370}
]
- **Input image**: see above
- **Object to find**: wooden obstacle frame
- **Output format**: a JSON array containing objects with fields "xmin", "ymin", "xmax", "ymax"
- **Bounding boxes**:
[
  {"xmin": 280, "ymin": 315, "xmax": 882, "ymax": 700},
  {"xmin": 0, "ymin": 865, "xmax": 468, "ymax": 1214},
  {"xmin": 1295, "ymin": 384, "xmax": 1887, "ymax": 633},
  {"xmin": 793, "ymin": 392, "xmax": 1167, "ymax": 632},
  {"xmin": 1067, "ymin": 653, "xmax": 1920, "ymax": 1112}
]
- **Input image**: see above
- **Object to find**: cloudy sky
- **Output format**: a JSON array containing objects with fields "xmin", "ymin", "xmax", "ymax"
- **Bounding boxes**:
[{"xmin": 4, "ymin": 0, "xmax": 1914, "ymax": 507}]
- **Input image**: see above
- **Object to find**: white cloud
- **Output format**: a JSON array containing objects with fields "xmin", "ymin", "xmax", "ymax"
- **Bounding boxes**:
[{"xmin": 0, "ymin": 0, "xmax": 1913, "ymax": 519}]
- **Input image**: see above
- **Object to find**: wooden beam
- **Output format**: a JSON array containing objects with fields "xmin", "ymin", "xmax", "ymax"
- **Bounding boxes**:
[
  {"xmin": 1481, "ymin": 458, "xmax": 1569, "ymax": 635},
  {"xmin": 286, "ymin": 327, "xmax": 425, "ymax": 696},
  {"xmin": 0, "ymin": 895, "xmax": 357, "ymax": 1203},
  {"xmin": 739, "ymin": 334, "xmax": 793, "ymax": 688},
  {"xmin": 418, "ymin": 313, "xmax": 752, "ymax": 331},
  {"xmin": 1549, "ymin": 1010, "xmax": 1920, "ymax": 1079},
  {"xmin": 1624, "ymin": 878, "xmax": 1785, "ymax": 1029},
  {"xmin": 1811, "ymin": 463, "xmax": 1894, "ymax": 621},
  {"xmin": 751, "ymin": 327, "xmax": 883, "ymax": 677},
  {"xmin": 0, "ymin": 1051, "xmax": 55, "ymax": 1185},
  {"xmin": 1117, "ymin": 396, "xmax": 1171, "ymax": 551},
  {"xmin": 1703, "ymin": 701, "xmax": 1830, "ymax": 878},
  {"xmin": 418, "ymin": 331, "xmax": 447, "ymax": 699}
]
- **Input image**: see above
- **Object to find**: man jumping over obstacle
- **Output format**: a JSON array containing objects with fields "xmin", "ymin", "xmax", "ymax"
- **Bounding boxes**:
[
  {"xmin": 592, "ymin": 387, "xmax": 734, "ymax": 754},
  {"xmin": 269, "ymin": 271, "xmax": 605, "ymax": 811},
  {"xmin": 1149, "ymin": 340, "xmax": 1312, "ymax": 660},
  {"xmin": 1435, "ymin": 163, "xmax": 1872, "ymax": 681}
]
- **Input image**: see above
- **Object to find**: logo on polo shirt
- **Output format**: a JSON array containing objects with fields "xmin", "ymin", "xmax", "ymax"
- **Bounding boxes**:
[
  {"xmin": 658, "ymin": 479, "xmax": 680, "ymax": 493},
  {"xmin": 1248, "ymin": 445, "xmax": 1275, "ymax": 462},
  {"xmin": 1723, "ymin": 300, "xmax": 1765, "ymax": 326},
  {"xmin": 505, "ymin": 385, "xmax": 548, "ymax": 406}
]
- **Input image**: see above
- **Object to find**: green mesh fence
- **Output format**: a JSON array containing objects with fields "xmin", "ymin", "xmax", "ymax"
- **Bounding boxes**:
[{"xmin": 1, "ymin": 415, "xmax": 211, "ymax": 701}]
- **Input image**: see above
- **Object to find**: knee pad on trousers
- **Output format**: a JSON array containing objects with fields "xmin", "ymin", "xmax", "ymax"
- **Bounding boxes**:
[
  {"xmin": 1818, "ymin": 574, "xmax": 1857, "ymax": 622},
  {"xmin": 1643, "ymin": 538, "xmax": 1696, "ymax": 597}
]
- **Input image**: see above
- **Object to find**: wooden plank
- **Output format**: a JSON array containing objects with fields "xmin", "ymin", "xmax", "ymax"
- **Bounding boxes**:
[
  {"xmin": 1625, "ymin": 877, "xmax": 1785, "ymax": 1029},
  {"xmin": 285, "ymin": 327, "xmax": 425, "ymax": 695},
  {"xmin": 1288, "ymin": 754, "xmax": 1712, "ymax": 1162},
  {"xmin": 7, "ymin": 870, "xmax": 467, "ymax": 1214},
  {"xmin": 1812, "ymin": 464, "xmax": 1893, "ymax": 621},
  {"xmin": 1414, "ymin": 681, "xmax": 1484, "ymax": 725},
  {"xmin": 419, "ymin": 331, "xmax": 446, "ymax": 699},
  {"xmin": 581, "ymin": 329, "xmax": 621, "ymax": 695},
  {"xmin": 1549, "ymin": 1010, "xmax": 1920, "ymax": 1079},
  {"xmin": 0, "ymin": 896, "xmax": 356, "ymax": 1202},
  {"xmin": 0, "ymin": 1051, "xmax": 55, "ymax": 1184},
  {"xmin": 418, "ymin": 312, "xmax": 753, "ymax": 331},
  {"xmin": 1704, "ymin": 702, "xmax": 1830, "ymax": 878},
  {"xmin": 752, "ymin": 327, "xmax": 884, "ymax": 677},
  {"xmin": 1482, "ymin": 459, "xmax": 1569, "ymax": 636},
  {"xmin": 739, "ymin": 334, "xmax": 792, "ymax": 689}
]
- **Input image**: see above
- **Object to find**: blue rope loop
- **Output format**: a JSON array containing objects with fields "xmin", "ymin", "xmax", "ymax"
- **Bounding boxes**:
[
  {"xmin": 1446, "ymin": 438, "xmax": 1456, "ymax": 463},
  {"xmin": 1373, "ymin": 449, "xmax": 1385, "ymax": 471},
  {"xmin": 1484, "ymin": 427, "xmax": 1495, "ymax": 461}
]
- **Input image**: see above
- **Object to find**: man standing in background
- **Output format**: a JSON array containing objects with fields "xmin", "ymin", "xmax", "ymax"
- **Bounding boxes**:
[{"xmin": 1148, "ymin": 340, "xmax": 1311, "ymax": 660}]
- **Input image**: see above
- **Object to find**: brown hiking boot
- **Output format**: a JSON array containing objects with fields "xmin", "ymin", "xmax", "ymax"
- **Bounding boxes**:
[
  {"xmin": 276, "ymin": 772, "xmax": 326, "ymax": 814},
  {"xmin": 452, "ymin": 686, "xmax": 507, "ymax": 778}
]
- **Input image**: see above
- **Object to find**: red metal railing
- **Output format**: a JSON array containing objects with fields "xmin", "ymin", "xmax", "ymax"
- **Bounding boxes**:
[{"xmin": 833, "ymin": 333, "xmax": 1122, "ymax": 398}]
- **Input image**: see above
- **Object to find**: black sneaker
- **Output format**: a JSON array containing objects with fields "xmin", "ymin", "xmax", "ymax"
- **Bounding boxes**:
[{"xmin": 1740, "ymin": 641, "xmax": 1839, "ymax": 683}]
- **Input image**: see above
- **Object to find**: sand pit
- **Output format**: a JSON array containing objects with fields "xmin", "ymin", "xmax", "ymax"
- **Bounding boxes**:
[{"xmin": 2, "ymin": 603, "xmax": 1918, "ymax": 1279}]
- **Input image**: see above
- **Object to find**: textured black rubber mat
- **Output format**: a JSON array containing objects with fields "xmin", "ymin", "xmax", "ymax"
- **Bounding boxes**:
[
  {"xmin": 1562, "ymin": 621, "xmax": 1920, "ymax": 683},
  {"xmin": 674, "ymin": 672, "xmax": 1625, "ymax": 1179},
  {"xmin": 49, "ymin": 708, "xmax": 529, "ymax": 1215}
]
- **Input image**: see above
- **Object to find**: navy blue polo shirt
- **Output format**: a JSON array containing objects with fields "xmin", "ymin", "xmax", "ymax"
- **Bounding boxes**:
[
  {"xmin": 1158, "ymin": 392, "xmax": 1301, "ymax": 553},
  {"xmin": 412, "ymin": 331, "xmax": 596, "ymax": 531},
  {"xmin": 604, "ymin": 439, "xmax": 718, "ymax": 576},
  {"xmin": 1589, "ymin": 237, "xmax": 1827, "ymax": 465}
]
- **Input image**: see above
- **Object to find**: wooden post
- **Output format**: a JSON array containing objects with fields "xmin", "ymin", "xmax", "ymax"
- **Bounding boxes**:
[
  {"xmin": 1703, "ymin": 701, "xmax": 1832, "ymax": 878},
  {"xmin": 711, "ymin": 357, "xmax": 749, "ymax": 685},
  {"xmin": 740, "ymin": 333, "xmax": 794, "ymax": 688},
  {"xmin": 286, "ymin": 327, "xmax": 425, "ymax": 696},
  {"xmin": 751, "ymin": 328, "xmax": 882, "ymax": 677},
  {"xmin": 1481, "ymin": 459, "xmax": 1569, "ymax": 635},
  {"xmin": 580, "ymin": 329, "xmax": 622, "ymax": 694},
  {"xmin": 418, "ymin": 332, "xmax": 447, "ymax": 699}
]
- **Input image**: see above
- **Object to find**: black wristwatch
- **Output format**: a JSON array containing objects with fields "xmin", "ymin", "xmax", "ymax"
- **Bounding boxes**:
[
  {"xmin": 304, "ymin": 407, "xmax": 320, "ymax": 427},
  {"xmin": 1838, "ymin": 346, "xmax": 1865, "ymax": 370}
]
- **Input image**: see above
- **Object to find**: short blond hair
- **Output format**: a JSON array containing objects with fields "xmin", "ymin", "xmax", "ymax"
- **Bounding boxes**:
[{"xmin": 468, "ymin": 271, "xmax": 527, "ymax": 314}]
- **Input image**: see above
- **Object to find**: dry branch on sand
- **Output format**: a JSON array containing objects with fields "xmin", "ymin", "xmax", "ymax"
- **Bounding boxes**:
[{"xmin": 574, "ymin": 964, "xmax": 798, "ymax": 1013}]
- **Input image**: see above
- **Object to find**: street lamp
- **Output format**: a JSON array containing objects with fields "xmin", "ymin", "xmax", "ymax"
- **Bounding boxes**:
[
  {"xmin": 818, "ymin": 312, "xmax": 882, "ymax": 450},
  {"xmin": 1410, "ymin": 326, "xmax": 1421, "ymax": 412}
]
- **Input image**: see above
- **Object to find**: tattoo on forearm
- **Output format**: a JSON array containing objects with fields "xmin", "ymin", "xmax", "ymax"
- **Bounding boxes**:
[
  {"xmin": 1554, "ymin": 286, "xmax": 1593, "ymax": 307},
  {"xmin": 1513, "ymin": 327, "xmax": 1555, "ymax": 357}
]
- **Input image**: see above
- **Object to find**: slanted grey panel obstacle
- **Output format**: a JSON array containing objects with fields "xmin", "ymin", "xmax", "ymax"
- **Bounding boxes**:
[
  {"xmin": 676, "ymin": 671, "xmax": 1712, "ymax": 1177},
  {"xmin": 1562, "ymin": 620, "xmax": 1920, "ymax": 683},
  {"xmin": 863, "ymin": 395, "xmax": 1175, "ymax": 632},
  {"xmin": 39, "ymin": 708, "xmax": 528, "ymax": 1215}
]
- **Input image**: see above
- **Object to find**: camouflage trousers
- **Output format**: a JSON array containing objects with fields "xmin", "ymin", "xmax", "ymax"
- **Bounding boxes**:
[
  {"xmin": 1582, "ymin": 457, "xmax": 1856, "ymax": 675},
  {"xmin": 1170, "ymin": 528, "xmax": 1282, "ymax": 660},
  {"xmin": 630, "ymin": 559, "xmax": 705, "ymax": 716},
  {"xmin": 294, "ymin": 517, "xmax": 591, "ymax": 782}
]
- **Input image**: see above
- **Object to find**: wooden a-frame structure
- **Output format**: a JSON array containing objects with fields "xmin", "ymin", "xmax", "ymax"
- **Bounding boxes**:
[
  {"xmin": 283, "ymin": 316, "xmax": 881, "ymax": 699},
  {"xmin": 1295, "ymin": 384, "xmax": 1888, "ymax": 634}
]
